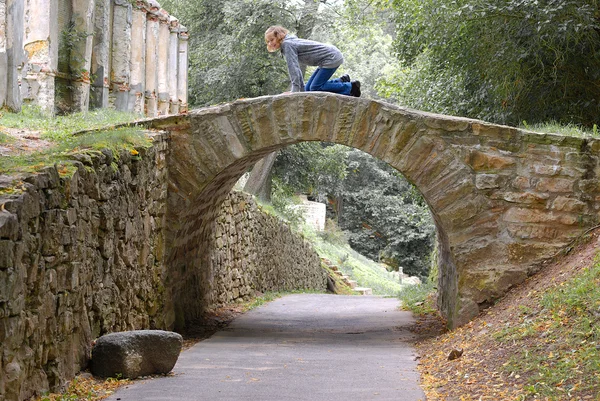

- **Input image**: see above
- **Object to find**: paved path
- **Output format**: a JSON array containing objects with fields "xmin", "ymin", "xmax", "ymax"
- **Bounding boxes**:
[{"xmin": 105, "ymin": 294, "xmax": 426, "ymax": 401}]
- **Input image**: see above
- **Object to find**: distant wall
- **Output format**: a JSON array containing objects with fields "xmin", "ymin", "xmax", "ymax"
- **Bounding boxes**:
[
  {"xmin": 292, "ymin": 196, "xmax": 326, "ymax": 231},
  {"xmin": 207, "ymin": 191, "xmax": 326, "ymax": 307},
  {"xmin": 0, "ymin": 136, "xmax": 325, "ymax": 400},
  {"xmin": 0, "ymin": 0, "xmax": 188, "ymax": 116}
]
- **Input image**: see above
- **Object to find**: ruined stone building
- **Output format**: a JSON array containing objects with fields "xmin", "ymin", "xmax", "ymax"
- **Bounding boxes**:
[{"xmin": 0, "ymin": 0, "xmax": 188, "ymax": 116}]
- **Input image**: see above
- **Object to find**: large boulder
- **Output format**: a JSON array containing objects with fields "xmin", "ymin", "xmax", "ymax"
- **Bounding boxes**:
[{"xmin": 91, "ymin": 330, "xmax": 183, "ymax": 379}]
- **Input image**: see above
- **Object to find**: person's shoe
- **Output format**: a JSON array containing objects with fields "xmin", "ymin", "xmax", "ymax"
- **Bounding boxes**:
[
  {"xmin": 340, "ymin": 73, "xmax": 351, "ymax": 83},
  {"xmin": 350, "ymin": 80, "xmax": 361, "ymax": 97}
]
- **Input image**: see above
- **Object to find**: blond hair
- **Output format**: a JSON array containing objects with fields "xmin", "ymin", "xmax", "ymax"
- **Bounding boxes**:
[{"xmin": 265, "ymin": 25, "xmax": 289, "ymax": 45}]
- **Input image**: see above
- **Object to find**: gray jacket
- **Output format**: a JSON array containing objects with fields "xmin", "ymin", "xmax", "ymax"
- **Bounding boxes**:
[{"xmin": 280, "ymin": 34, "xmax": 344, "ymax": 92}]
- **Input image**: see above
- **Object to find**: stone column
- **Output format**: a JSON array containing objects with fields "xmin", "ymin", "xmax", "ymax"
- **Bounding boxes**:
[
  {"xmin": 156, "ymin": 8, "xmax": 170, "ymax": 115},
  {"xmin": 90, "ymin": 0, "xmax": 111, "ymax": 109},
  {"xmin": 177, "ymin": 25, "xmax": 188, "ymax": 113},
  {"xmin": 111, "ymin": 0, "xmax": 132, "ymax": 111},
  {"xmin": 144, "ymin": 0, "xmax": 160, "ymax": 117},
  {"xmin": 0, "ymin": 0, "xmax": 7, "ymax": 107},
  {"xmin": 129, "ymin": 0, "xmax": 148, "ymax": 114},
  {"xmin": 168, "ymin": 16, "xmax": 179, "ymax": 114},
  {"xmin": 70, "ymin": 0, "xmax": 95, "ymax": 112},
  {"xmin": 4, "ymin": 0, "xmax": 25, "ymax": 111},
  {"xmin": 22, "ymin": 0, "xmax": 58, "ymax": 113}
]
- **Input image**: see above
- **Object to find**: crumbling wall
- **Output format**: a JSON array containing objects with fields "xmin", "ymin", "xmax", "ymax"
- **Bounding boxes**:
[{"xmin": 0, "ymin": 0, "xmax": 188, "ymax": 115}]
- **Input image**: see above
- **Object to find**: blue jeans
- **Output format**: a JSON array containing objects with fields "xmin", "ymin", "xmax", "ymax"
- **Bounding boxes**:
[{"xmin": 305, "ymin": 67, "xmax": 352, "ymax": 95}]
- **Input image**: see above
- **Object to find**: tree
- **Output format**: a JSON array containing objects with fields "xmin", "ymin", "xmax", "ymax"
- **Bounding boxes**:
[
  {"xmin": 338, "ymin": 149, "xmax": 434, "ymax": 279},
  {"xmin": 272, "ymin": 142, "xmax": 349, "ymax": 200},
  {"xmin": 159, "ymin": 0, "xmax": 291, "ymax": 105},
  {"xmin": 386, "ymin": 0, "xmax": 600, "ymax": 127},
  {"xmin": 320, "ymin": 0, "xmax": 398, "ymax": 99},
  {"xmin": 271, "ymin": 143, "xmax": 435, "ymax": 279},
  {"xmin": 243, "ymin": 152, "xmax": 278, "ymax": 202}
]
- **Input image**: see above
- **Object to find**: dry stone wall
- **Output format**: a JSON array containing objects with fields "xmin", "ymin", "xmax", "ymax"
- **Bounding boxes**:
[
  {"xmin": 208, "ymin": 191, "xmax": 326, "ymax": 306},
  {"xmin": 0, "ymin": 133, "xmax": 173, "ymax": 400},
  {"xmin": 0, "ymin": 135, "xmax": 325, "ymax": 400}
]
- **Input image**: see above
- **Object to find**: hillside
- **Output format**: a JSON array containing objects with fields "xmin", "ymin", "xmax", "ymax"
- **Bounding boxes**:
[{"xmin": 415, "ymin": 230, "xmax": 600, "ymax": 400}]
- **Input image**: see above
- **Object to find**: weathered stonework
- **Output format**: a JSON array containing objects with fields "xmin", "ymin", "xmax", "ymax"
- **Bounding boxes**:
[
  {"xmin": 0, "ymin": 134, "xmax": 172, "ymax": 400},
  {"xmin": 1, "ymin": 0, "xmax": 187, "ymax": 116},
  {"xmin": 110, "ymin": 0, "xmax": 133, "ymax": 112},
  {"xmin": 3, "ymin": 0, "xmax": 25, "ymax": 112},
  {"xmin": 207, "ymin": 192, "xmax": 326, "ymax": 307},
  {"xmin": 129, "ymin": 1, "xmax": 148, "ymax": 114},
  {"xmin": 0, "ymin": 131, "xmax": 326, "ymax": 399},
  {"xmin": 90, "ymin": 0, "xmax": 111, "ymax": 109},
  {"xmin": 147, "ymin": 93, "xmax": 600, "ymax": 329}
]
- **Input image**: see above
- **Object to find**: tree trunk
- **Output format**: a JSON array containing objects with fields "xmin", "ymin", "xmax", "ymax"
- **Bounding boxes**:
[{"xmin": 243, "ymin": 152, "xmax": 277, "ymax": 202}]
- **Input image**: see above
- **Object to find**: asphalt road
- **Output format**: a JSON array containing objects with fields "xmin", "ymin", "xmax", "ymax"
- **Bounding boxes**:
[{"xmin": 105, "ymin": 294, "xmax": 426, "ymax": 401}]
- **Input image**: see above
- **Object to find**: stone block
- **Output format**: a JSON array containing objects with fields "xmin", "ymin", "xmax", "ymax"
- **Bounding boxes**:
[
  {"xmin": 504, "ymin": 207, "xmax": 579, "ymax": 226},
  {"xmin": 91, "ymin": 330, "xmax": 183, "ymax": 379},
  {"xmin": 534, "ymin": 177, "xmax": 574, "ymax": 193},
  {"xmin": 468, "ymin": 150, "xmax": 515, "ymax": 171},
  {"xmin": 579, "ymin": 179, "xmax": 600, "ymax": 193},
  {"xmin": 507, "ymin": 224, "xmax": 563, "ymax": 240},
  {"xmin": 550, "ymin": 196, "xmax": 587, "ymax": 213},
  {"xmin": 0, "ymin": 210, "xmax": 19, "ymax": 240},
  {"xmin": 512, "ymin": 176, "xmax": 530, "ymax": 190},
  {"xmin": 475, "ymin": 174, "xmax": 501, "ymax": 190},
  {"xmin": 0, "ymin": 240, "xmax": 14, "ymax": 269},
  {"xmin": 495, "ymin": 191, "xmax": 549, "ymax": 205}
]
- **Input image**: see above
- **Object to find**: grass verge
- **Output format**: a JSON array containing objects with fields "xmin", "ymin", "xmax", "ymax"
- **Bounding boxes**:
[
  {"xmin": 0, "ymin": 105, "xmax": 141, "ymax": 141},
  {"xmin": 521, "ymin": 120, "xmax": 598, "ymax": 138},
  {"xmin": 416, "ymin": 231, "xmax": 600, "ymax": 401},
  {"xmin": 0, "ymin": 130, "xmax": 16, "ymax": 144},
  {"xmin": 397, "ymin": 281, "xmax": 437, "ymax": 315},
  {"xmin": 0, "ymin": 128, "xmax": 151, "ymax": 176},
  {"xmin": 495, "ymin": 259, "xmax": 600, "ymax": 399},
  {"xmin": 0, "ymin": 106, "xmax": 150, "ymax": 178},
  {"xmin": 300, "ymin": 223, "xmax": 406, "ymax": 296}
]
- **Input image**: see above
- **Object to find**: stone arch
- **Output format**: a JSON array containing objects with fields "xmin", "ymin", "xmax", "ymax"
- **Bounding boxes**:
[{"xmin": 150, "ymin": 93, "xmax": 600, "ymax": 328}]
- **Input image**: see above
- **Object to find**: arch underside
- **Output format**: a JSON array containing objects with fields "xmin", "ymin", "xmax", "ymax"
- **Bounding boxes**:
[{"xmin": 150, "ymin": 93, "xmax": 600, "ymax": 328}]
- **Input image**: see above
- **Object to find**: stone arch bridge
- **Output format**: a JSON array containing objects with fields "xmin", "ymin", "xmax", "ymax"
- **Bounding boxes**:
[{"xmin": 149, "ymin": 93, "xmax": 600, "ymax": 328}]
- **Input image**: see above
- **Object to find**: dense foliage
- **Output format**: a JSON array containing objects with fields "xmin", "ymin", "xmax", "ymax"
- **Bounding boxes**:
[
  {"xmin": 272, "ymin": 143, "xmax": 435, "ymax": 279},
  {"xmin": 386, "ymin": 0, "xmax": 600, "ymax": 127},
  {"xmin": 159, "ymin": 0, "xmax": 336, "ymax": 105},
  {"xmin": 338, "ymin": 149, "xmax": 434, "ymax": 278},
  {"xmin": 273, "ymin": 142, "xmax": 348, "ymax": 199}
]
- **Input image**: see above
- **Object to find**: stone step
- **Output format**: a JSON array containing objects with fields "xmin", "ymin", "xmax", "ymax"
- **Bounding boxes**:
[
  {"xmin": 330, "ymin": 265, "xmax": 339, "ymax": 272},
  {"xmin": 345, "ymin": 280, "xmax": 358, "ymax": 289},
  {"xmin": 353, "ymin": 287, "xmax": 372, "ymax": 295},
  {"xmin": 334, "ymin": 270, "xmax": 344, "ymax": 277}
]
